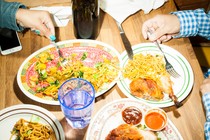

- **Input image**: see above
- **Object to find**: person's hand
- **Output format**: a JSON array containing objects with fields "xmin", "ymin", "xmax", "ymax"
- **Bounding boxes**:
[
  {"xmin": 142, "ymin": 14, "xmax": 180, "ymax": 43},
  {"xmin": 16, "ymin": 9, "xmax": 55, "ymax": 39},
  {"xmin": 200, "ymin": 77, "xmax": 210, "ymax": 95}
]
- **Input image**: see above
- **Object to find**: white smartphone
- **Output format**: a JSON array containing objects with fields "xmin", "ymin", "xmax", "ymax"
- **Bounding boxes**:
[{"xmin": 0, "ymin": 28, "xmax": 22, "ymax": 55}]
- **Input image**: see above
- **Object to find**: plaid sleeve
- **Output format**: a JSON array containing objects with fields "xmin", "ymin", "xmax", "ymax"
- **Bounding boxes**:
[
  {"xmin": 203, "ymin": 93, "xmax": 210, "ymax": 121},
  {"xmin": 202, "ymin": 93, "xmax": 210, "ymax": 139},
  {"xmin": 171, "ymin": 9, "xmax": 210, "ymax": 40},
  {"xmin": 205, "ymin": 122, "xmax": 210, "ymax": 140},
  {"xmin": 204, "ymin": 69, "xmax": 210, "ymax": 78}
]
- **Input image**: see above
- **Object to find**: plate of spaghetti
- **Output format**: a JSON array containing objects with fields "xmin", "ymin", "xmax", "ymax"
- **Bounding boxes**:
[
  {"xmin": 117, "ymin": 43, "xmax": 194, "ymax": 108},
  {"xmin": 17, "ymin": 39, "xmax": 121, "ymax": 105},
  {"xmin": 0, "ymin": 104, "xmax": 65, "ymax": 140}
]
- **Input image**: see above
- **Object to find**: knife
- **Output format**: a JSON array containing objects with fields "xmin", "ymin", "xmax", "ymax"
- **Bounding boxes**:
[{"xmin": 116, "ymin": 22, "xmax": 134, "ymax": 60}]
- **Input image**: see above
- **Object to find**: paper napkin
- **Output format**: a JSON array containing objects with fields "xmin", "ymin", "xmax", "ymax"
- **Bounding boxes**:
[
  {"xmin": 30, "ymin": 6, "xmax": 72, "ymax": 27},
  {"xmin": 100, "ymin": 0, "xmax": 168, "ymax": 24}
]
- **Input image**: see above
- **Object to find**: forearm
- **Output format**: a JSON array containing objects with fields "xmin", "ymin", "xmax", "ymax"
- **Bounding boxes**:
[
  {"xmin": 0, "ymin": 0, "xmax": 25, "ymax": 31},
  {"xmin": 171, "ymin": 9, "xmax": 210, "ymax": 40}
]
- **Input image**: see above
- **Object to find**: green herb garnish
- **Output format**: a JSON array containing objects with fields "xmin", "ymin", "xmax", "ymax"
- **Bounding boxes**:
[{"xmin": 81, "ymin": 52, "xmax": 88, "ymax": 60}]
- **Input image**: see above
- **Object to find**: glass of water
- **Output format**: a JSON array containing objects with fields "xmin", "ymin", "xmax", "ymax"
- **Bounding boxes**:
[{"xmin": 58, "ymin": 78, "xmax": 95, "ymax": 129}]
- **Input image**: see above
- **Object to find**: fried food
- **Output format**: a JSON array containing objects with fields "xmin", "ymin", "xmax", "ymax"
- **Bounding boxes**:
[
  {"xmin": 130, "ymin": 78, "xmax": 163, "ymax": 100},
  {"xmin": 105, "ymin": 124, "xmax": 158, "ymax": 140},
  {"xmin": 124, "ymin": 53, "xmax": 182, "ymax": 107},
  {"xmin": 157, "ymin": 76, "xmax": 182, "ymax": 107},
  {"xmin": 105, "ymin": 124, "xmax": 144, "ymax": 140},
  {"xmin": 124, "ymin": 53, "xmax": 173, "ymax": 100}
]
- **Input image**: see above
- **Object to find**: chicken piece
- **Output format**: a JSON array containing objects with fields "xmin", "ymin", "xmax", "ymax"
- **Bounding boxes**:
[
  {"xmin": 105, "ymin": 124, "xmax": 144, "ymax": 140},
  {"xmin": 158, "ymin": 76, "xmax": 182, "ymax": 107},
  {"xmin": 130, "ymin": 78, "xmax": 163, "ymax": 100},
  {"xmin": 130, "ymin": 77, "xmax": 182, "ymax": 107},
  {"xmin": 157, "ymin": 76, "xmax": 173, "ymax": 95},
  {"xmin": 105, "ymin": 124, "xmax": 158, "ymax": 140}
]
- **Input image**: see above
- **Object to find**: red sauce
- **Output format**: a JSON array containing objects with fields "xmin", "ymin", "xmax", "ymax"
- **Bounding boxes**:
[
  {"xmin": 122, "ymin": 106, "xmax": 142, "ymax": 125},
  {"xmin": 145, "ymin": 112, "xmax": 166, "ymax": 130}
]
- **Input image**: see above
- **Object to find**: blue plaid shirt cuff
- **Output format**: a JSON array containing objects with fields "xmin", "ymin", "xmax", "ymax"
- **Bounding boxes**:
[
  {"xmin": 204, "ymin": 69, "xmax": 210, "ymax": 78},
  {"xmin": 171, "ymin": 10, "xmax": 198, "ymax": 38},
  {"xmin": 205, "ymin": 122, "xmax": 210, "ymax": 140},
  {"xmin": 202, "ymin": 93, "xmax": 210, "ymax": 121},
  {"xmin": 171, "ymin": 9, "xmax": 210, "ymax": 40}
]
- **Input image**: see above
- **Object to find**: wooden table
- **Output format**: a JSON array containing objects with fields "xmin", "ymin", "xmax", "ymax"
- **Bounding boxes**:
[{"xmin": 1, "ymin": 0, "xmax": 206, "ymax": 139}]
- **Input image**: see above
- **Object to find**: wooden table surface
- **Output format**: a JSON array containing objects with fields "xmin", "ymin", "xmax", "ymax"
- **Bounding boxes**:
[{"xmin": 1, "ymin": 0, "xmax": 206, "ymax": 139}]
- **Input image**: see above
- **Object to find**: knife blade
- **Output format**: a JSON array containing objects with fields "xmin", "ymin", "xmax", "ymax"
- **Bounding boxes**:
[{"xmin": 116, "ymin": 22, "xmax": 133, "ymax": 60}]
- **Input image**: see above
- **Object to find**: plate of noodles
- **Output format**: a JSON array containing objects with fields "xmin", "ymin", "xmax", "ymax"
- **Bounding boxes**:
[
  {"xmin": 0, "ymin": 104, "xmax": 65, "ymax": 140},
  {"xmin": 86, "ymin": 98, "xmax": 183, "ymax": 140},
  {"xmin": 17, "ymin": 39, "xmax": 121, "ymax": 105},
  {"xmin": 117, "ymin": 43, "xmax": 194, "ymax": 108}
]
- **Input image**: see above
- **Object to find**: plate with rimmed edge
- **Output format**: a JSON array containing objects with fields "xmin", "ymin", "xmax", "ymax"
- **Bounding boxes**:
[
  {"xmin": 117, "ymin": 43, "xmax": 194, "ymax": 108},
  {"xmin": 0, "ymin": 104, "xmax": 65, "ymax": 140},
  {"xmin": 86, "ymin": 98, "xmax": 183, "ymax": 140},
  {"xmin": 17, "ymin": 39, "xmax": 121, "ymax": 105}
]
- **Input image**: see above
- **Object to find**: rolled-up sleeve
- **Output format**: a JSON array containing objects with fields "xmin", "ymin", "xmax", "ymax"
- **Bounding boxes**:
[
  {"xmin": 171, "ymin": 9, "xmax": 210, "ymax": 40},
  {"xmin": 202, "ymin": 93, "xmax": 210, "ymax": 139},
  {"xmin": 0, "ymin": 0, "xmax": 26, "ymax": 31},
  {"xmin": 203, "ymin": 93, "xmax": 210, "ymax": 121}
]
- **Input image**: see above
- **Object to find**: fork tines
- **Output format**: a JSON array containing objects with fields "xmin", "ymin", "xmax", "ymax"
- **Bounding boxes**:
[{"xmin": 166, "ymin": 65, "xmax": 180, "ymax": 78}]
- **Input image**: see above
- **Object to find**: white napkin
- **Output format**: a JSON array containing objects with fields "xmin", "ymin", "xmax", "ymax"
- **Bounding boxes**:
[
  {"xmin": 30, "ymin": 6, "xmax": 72, "ymax": 27},
  {"xmin": 100, "ymin": 0, "xmax": 168, "ymax": 24}
]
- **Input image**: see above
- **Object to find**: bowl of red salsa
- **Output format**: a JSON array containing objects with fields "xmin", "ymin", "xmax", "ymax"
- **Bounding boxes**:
[{"xmin": 144, "ymin": 108, "xmax": 168, "ymax": 131}]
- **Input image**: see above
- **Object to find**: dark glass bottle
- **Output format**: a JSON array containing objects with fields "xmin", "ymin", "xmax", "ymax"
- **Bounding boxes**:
[{"xmin": 72, "ymin": 0, "xmax": 100, "ymax": 39}]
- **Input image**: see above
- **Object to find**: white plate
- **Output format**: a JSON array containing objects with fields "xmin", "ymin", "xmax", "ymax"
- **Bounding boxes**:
[
  {"xmin": 117, "ymin": 43, "xmax": 194, "ymax": 108},
  {"xmin": 17, "ymin": 39, "xmax": 121, "ymax": 105},
  {"xmin": 0, "ymin": 104, "xmax": 65, "ymax": 140},
  {"xmin": 86, "ymin": 98, "xmax": 183, "ymax": 140}
]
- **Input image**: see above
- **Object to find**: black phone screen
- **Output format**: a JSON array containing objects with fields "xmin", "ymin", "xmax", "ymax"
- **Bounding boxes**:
[{"xmin": 0, "ymin": 28, "xmax": 21, "ymax": 51}]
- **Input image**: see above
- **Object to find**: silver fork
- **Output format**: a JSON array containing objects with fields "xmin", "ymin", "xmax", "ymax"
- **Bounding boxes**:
[
  {"xmin": 32, "ymin": 31, "xmax": 69, "ymax": 68},
  {"xmin": 51, "ymin": 41, "xmax": 68, "ymax": 68},
  {"xmin": 147, "ymin": 30, "xmax": 180, "ymax": 78}
]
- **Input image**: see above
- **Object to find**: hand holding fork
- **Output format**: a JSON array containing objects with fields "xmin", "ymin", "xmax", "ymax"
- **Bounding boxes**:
[{"xmin": 147, "ymin": 29, "xmax": 180, "ymax": 78}]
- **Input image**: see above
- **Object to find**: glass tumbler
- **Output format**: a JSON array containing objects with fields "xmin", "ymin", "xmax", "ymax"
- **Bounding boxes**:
[{"xmin": 58, "ymin": 78, "xmax": 95, "ymax": 129}]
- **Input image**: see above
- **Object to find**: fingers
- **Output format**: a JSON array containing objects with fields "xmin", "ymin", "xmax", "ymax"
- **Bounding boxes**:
[
  {"xmin": 142, "ymin": 19, "xmax": 159, "ymax": 40},
  {"xmin": 158, "ymin": 35, "xmax": 173, "ymax": 43},
  {"xmin": 16, "ymin": 9, "xmax": 55, "ymax": 39},
  {"xmin": 203, "ymin": 77, "xmax": 210, "ymax": 84},
  {"xmin": 142, "ymin": 24, "xmax": 165, "ymax": 42},
  {"xmin": 200, "ymin": 77, "xmax": 210, "ymax": 94},
  {"xmin": 41, "ymin": 12, "xmax": 55, "ymax": 38},
  {"xmin": 34, "ymin": 12, "xmax": 55, "ymax": 39},
  {"xmin": 142, "ymin": 14, "xmax": 180, "ymax": 43},
  {"xmin": 35, "ymin": 23, "xmax": 52, "ymax": 39},
  {"xmin": 142, "ymin": 22, "xmax": 150, "ymax": 40}
]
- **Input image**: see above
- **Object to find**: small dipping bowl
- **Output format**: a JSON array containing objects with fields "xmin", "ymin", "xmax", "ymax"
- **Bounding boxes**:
[
  {"xmin": 144, "ymin": 108, "xmax": 168, "ymax": 131},
  {"xmin": 122, "ymin": 106, "xmax": 143, "ymax": 125}
]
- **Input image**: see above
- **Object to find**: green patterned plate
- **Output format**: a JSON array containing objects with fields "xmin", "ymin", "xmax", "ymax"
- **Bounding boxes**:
[{"xmin": 117, "ymin": 43, "xmax": 194, "ymax": 108}]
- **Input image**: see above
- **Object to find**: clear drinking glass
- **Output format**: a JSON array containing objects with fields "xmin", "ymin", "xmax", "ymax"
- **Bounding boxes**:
[{"xmin": 58, "ymin": 78, "xmax": 95, "ymax": 129}]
